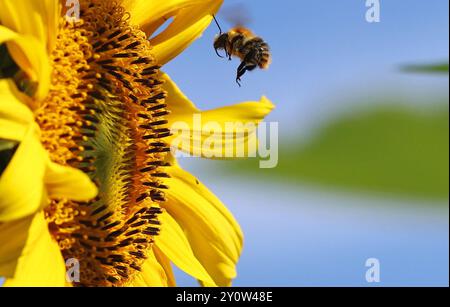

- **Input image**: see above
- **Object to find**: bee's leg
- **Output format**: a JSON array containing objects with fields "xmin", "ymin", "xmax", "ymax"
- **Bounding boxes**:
[
  {"xmin": 236, "ymin": 61, "xmax": 251, "ymax": 87},
  {"xmin": 236, "ymin": 61, "xmax": 257, "ymax": 83},
  {"xmin": 236, "ymin": 62, "xmax": 245, "ymax": 86}
]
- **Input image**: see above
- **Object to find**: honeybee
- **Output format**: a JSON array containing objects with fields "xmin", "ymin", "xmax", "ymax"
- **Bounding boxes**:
[{"xmin": 213, "ymin": 11, "xmax": 271, "ymax": 87}]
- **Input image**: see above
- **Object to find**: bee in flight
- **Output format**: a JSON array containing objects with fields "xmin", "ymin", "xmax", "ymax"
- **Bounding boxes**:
[{"xmin": 212, "ymin": 14, "xmax": 271, "ymax": 87}]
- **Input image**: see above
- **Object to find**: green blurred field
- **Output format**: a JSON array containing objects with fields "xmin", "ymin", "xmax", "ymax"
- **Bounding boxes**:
[
  {"xmin": 231, "ymin": 102, "xmax": 449, "ymax": 201},
  {"xmin": 401, "ymin": 62, "xmax": 450, "ymax": 74}
]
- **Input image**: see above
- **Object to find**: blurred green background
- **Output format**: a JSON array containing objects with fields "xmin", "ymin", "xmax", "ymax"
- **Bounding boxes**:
[{"xmin": 230, "ymin": 97, "xmax": 449, "ymax": 201}]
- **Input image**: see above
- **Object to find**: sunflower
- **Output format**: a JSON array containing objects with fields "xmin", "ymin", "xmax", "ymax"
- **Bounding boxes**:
[{"xmin": 0, "ymin": 0, "xmax": 274, "ymax": 287}]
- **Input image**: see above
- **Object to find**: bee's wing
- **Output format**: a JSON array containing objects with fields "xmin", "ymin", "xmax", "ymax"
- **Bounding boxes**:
[{"xmin": 219, "ymin": 3, "xmax": 252, "ymax": 27}]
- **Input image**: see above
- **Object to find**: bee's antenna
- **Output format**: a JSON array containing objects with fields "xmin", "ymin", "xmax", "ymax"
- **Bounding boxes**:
[{"xmin": 213, "ymin": 15, "xmax": 223, "ymax": 35}]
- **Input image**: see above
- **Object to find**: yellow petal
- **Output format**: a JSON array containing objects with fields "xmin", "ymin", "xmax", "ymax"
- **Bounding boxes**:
[
  {"xmin": 154, "ymin": 211, "xmax": 216, "ymax": 285},
  {"xmin": 163, "ymin": 73, "xmax": 275, "ymax": 158},
  {"xmin": 37, "ymin": 0, "xmax": 60, "ymax": 52},
  {"xmin": 122, "ymin": 0, "xmax": 222, "ymax": 65},
  {"xmin": 122, "ymin": 0, "xmax": 204, "ymax": 28},
  {"xmin": 0, "ymin": 80, "xmax": 98, "ymax": 222},
  {"xmin": 161, "ymin": 72, "xmax": 196, "ymax": 114},
  {"xmin": 153, "ymin": 245, "xmax": 176, "ymax": 287},
  {"xmin": 0, "ymin": 0, "xmax": 59, "ymax": 52},
  {"xmin": 0, "ymin": 131, "xmax": 98, "ymax": 222},
  {"xmin": 162, "ymin": 162, "xmax": 243, "ymax": 286},
  {"xmin": 0, "ymin": 80, "xmax": 35, "ymax": 141},
  {"xmin": 45, "ymin": 161, "xmax": 98, "ymax": 202},
  {"xmin": 0, "ymin": 26, "xmax": 51, "ymax": 100},
  {"xmin": 0, "ymin": 24, "xmax": 18, "ymax": 43},
  {"xmin": 129, "ymin": 249, "xmax": 169, "ymax": 287},
  {"xmin": 123, "ymin": 0, "xmax": 220, "ymax": 34},
  {"xmin": 0, "ymin": 211, "xmax": 67, "ymax": 287},
  {"xmin": 0, "ymin": 125, "xmax": 48, "ymax": 222},
  {"xmin": 0, "ymin": 0, "xmax": 57, "ymax": 98}
]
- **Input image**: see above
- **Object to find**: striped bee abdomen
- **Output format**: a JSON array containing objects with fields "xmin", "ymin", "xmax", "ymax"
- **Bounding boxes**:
[{"xmin": 239, "ymin": 37, "xmax": 271, "ymax": 69}]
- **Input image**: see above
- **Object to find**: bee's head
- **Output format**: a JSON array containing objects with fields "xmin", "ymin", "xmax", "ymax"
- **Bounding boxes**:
[{"xmin": 213, "ymin": 33, "xmax": 229, "ymax": 58}]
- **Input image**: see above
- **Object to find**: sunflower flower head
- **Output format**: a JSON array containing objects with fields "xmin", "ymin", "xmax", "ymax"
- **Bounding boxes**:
[
  {"xmin": 0, "ymin": 0, "xmax": 274, "ymax": 287},
  {"xmin": 36, "ymin": 2, "xmax": 172, "ymax": 286}
]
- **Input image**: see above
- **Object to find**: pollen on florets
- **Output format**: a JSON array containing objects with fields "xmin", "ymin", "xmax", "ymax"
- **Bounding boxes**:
[{"xmin": 36, "ymin": 0, "xmax": 172, "ymax": 286}]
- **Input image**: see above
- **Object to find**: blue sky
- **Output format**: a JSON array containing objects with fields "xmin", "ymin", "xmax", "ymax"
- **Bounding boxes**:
[
  {"xmin": 166, "ymin": 0, "xmax": 449, "ymax": 286},
  {"xmin": 165, "ymin": 0, "xmax": 449, "ymax": 138}
]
